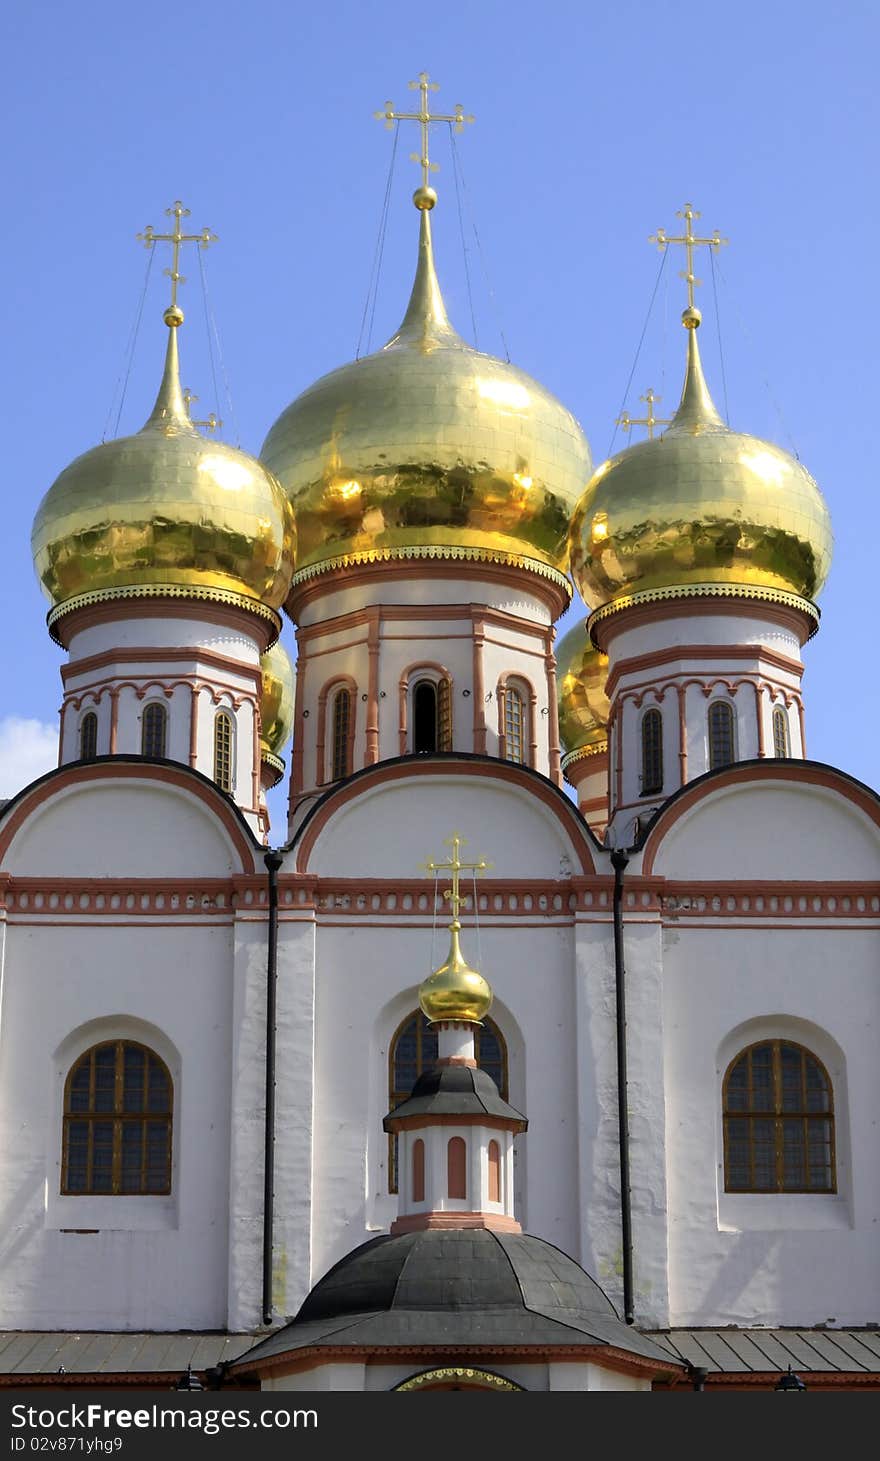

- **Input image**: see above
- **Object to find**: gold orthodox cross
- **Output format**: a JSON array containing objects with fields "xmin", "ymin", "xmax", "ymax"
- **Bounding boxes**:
[
  {"xmin": 650, "ymin": 203, "xmax": 728, "ymax": 310},
  {"xmin": 424, "ymin": 833, "xmax": 490, "ymax": 920},
  {"xmin": 618, "ymin": 388, "xmax": 671, "ymax": 440},
  {"xmin": 375, "ymin": 72, "xmax": 474, "ymax": 192},
  {"xmin": 182, "ymin": 388, "xmax": 221, "ymax": 433},
  {"xmin": 137, "ymin": 201, "xmax": 218, "ymax": 314}
]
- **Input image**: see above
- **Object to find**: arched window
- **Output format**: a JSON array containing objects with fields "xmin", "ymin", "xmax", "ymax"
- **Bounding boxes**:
[
  {"xmin": 723, "ymin": 1040, "xmax": 835, "ymax": 1193},
  {"xmin": 641, "ymin": 707, "xmax": 663, "ymax": 795},
  {"xmin": 504, "ymin": 686, "xmax": 526, "ymax": 764},
  {"xmin": 708, "ymin": 700, "xmax": 736, "ymax": 770},
  {"xmin": 772, "ymin": 705, "xmax": 790, "ymax": 758},
  {"xmin": 331, "ymin": 688, "xmax": 351, "ymax": 780},
  {"xmin": 412, "ymin": 1138, "xmax": 425, "ymax": 1203},
  {"xmin": 62, "ymin": 1040, "xmax": 172, "ymax": 1195},
  {"xmin": 213, "ymin": 710, "xmax": 233, "ymax": 792},
  {"xmin": 388, "ymin": 1010, "xmax": 507, "ymax": 1193},
  {"xmin": 447, "ymin": 1136, "xmax": 467, "ymax": 1199},
  {"xmin": 79, "ymin": 711, "xmax": 98, "ymax": 761},
  {"xmin": 141, "ymin": 702, "xmax": 167, "ymax": 759},
  {"xmin": 411, "ymin": 676, "xmax": 453, "ymax": 754},
  {"xmin": 488, "ymin": 1139, "xmax": 501, "ymax": 1203}
]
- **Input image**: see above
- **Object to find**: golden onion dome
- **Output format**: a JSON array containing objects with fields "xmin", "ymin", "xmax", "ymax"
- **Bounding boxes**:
[
  {"xmin": 261, "ymin": 205, "xmax": 591, "ymax": 590},
  {"xmin": 555, "ymin": 619, "xmax": 609, "ymax": 757},
  {"xmin": 260, "ymin": 639, "xmax": 295, "ymax": 758},
  {"xmin": 32, "ymin": 314, "xmax": 296, "ymax": 628},
  {"xmin": 419, "ymin": 922, "xmax": 493, "ymax": 1025},
  {"xmin": 569, "ymin": 308, "xmax": 833, "ymax": 619}
]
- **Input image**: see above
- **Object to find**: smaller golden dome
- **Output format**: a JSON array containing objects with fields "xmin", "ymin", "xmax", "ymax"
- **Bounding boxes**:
[
  {"xmin": 260, "ymin": 640, "xmax": 295, "ymax": 759},
  {"xmin": 32, "ymin": 322, "xmax": 296, "ymax": 621},
  {"xmin": 556, "ymin": 619, "xmax": 609, "ymax": 757},
  {"xmin": 569, "ymin": 314, "xmax": 832, "ymax": 614},
  {"xmin": 419, "ymin": 923, "xmax": 493, "ymax": 1025}
]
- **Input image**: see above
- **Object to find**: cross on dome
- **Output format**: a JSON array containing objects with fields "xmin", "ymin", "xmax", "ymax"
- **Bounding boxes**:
[
  {"xmin": 650, "ymin": 202, "xmax": 728, "ymax": 316},
  {"xmin": 375, "ymin": 71, "xmax": 474, "ymax": 209},
  {"xmin": 424, "ymin": 833, "xmax": 490, "ymax": 924},
  {"xmin": 182, "ymin": 388, "xmax": 221, "ymax": 433},
  {"xmin": 618, "ymin": 387, "xmax": 671, "ymax": 440},
  {"xmin": 137, "ymin": 200, "xmax": 218, "ymax": 324}
]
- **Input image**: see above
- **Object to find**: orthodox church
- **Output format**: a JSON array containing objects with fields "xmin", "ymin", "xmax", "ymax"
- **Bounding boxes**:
[{"xmin": 1, "ymin": 78, "xmax": 879, "ymax": 1393}]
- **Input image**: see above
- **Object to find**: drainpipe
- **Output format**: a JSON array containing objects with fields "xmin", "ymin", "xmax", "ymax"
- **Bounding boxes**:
[
  {"xmin": 611, "ymin": 847, "xmax": 634, "ymax": 1325},
  {"xmin": 262, "ymin": 849, "xmax": 283, "ymax": 1326}
]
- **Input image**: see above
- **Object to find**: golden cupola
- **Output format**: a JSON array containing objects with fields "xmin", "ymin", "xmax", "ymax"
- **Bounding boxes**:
[
  {"xmin": 32, "ymin": 307, "xmax": 295, "ymax": 637},
  {"xmin": 261, "ymin": 193, "xmax": 591, "ymax": 590},
  {"xmin": 259, "ymin": 639, "xmax": 295, "ymax": 785},
  {"xmin": 569, "ymin": 306, "xmax": 833, "ymax": 623},
  {"xmin": 555, "ymin": 620, "xmax": 610, "ymax": 761}
]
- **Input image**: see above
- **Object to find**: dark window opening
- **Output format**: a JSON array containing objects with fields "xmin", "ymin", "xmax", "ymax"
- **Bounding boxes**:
[
  {"xmin": 413, "ymin": 680, "xmax": 438, "ymax": 754},
  {"xmin": 641, "ymin": 708, "xmax": 663, "ymax": 794}
]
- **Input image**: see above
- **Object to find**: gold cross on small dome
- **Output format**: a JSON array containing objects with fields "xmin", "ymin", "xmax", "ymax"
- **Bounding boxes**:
[
  {"xmin": 617, "ymin": 388, "xmax": 671, "ymax": 441},
  {"xmin": 423, "ymin": 833, "xmax": 490, "ymax": 920},
  {"xmin": 182, "ymin": 388, "xmax": 221, "ymax": 433}
]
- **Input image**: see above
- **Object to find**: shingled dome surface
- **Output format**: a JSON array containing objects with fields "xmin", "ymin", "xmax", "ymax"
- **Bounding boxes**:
[{"xmin": 233, "ymin": 1228, "xmax": 673, "ymax": 1369}]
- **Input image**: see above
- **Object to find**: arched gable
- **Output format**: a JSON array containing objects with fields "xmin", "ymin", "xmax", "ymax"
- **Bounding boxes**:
[
  {"xmin": 0, "ymin": 758, "xmax": 260, "ymax": 877},
  {"xmin": 291, "ymin": 755, "xmax": 598, "ymax": 877},
  {"xmin": 642, "ymin": 761, "xmax": 880, "ymax": 881}
]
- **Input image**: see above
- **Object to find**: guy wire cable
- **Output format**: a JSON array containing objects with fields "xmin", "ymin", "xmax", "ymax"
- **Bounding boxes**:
[
  {"xmin": 713, "ymin": 255, "xmax": 800, "ymax": 458},
  {"xmin": 450, "ymin": 121, "xmax": 478, "ymax": 347},
  {"xmin": 105, "ymin": 247, "xmax": 154, "ymax": 441},
  {"xmin": 357, "ymin": 122, "xmax": 399, "ymax": 360},
  {"xmin": 198, "ymin": 248, "xmax": 239, "ymax": 445},
  {"xmin": 710, "ymin": 247, "xmax": 730, "ymax": 426},
  {"xmin": 450, "ymin": 128, "xmax": 510, "ymax": 363},
  {"xmin": 607, "ymin": 245, "xmax": 669, "ymax": 459}
]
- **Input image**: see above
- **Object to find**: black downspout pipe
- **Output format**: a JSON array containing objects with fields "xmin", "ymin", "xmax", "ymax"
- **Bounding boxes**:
[
  {"xmin": 611, "ymin": 847, "xmax": 634, "ymax": 1325},
  {"xmin": 262, "ymin": 849, "xmax": 283, "ymax": 1327}
]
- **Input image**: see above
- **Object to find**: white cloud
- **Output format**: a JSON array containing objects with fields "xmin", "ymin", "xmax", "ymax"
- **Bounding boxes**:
[{"xmin": 0, "ymin": 716, "xmax": 58, "ymax": 800}]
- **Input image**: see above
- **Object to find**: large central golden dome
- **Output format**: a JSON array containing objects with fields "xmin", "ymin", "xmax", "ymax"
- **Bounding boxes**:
[
  {"xmin": 33, "ymin": 317, "xmax": 295, "ymax": 629},
  {"xmin": 569, "ymin": 309, "xmax": 832, "ymax": 618},
  {"xmin": 261, "ymin": 205, "xmax": 591, "ymax": 586}
]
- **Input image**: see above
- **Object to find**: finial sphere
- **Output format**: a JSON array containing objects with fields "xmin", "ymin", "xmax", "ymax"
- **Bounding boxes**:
[
  {"xmin": 164, "ymin": 304, "xmax": 184, "ymax": 327},
  {"xmin": 413, "ymin": 185, "xmax": 437, "ymax": 210},
  {"xmin": 682, "ymin": 305, "xmax": 702, "ymax": 330}
]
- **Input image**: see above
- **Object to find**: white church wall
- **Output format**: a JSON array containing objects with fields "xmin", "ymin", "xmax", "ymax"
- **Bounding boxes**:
[
  {"xmin": 264, "ymin": 1358, "xmax": 650, "ymax": 1391},
  {"xmin": 306, "ymin": 915, "xmax": 578, "ymax": 1291},
  {"xmin": 0, "ymin": 920, "xmax": 234, "ymax": 1330},
  {"xmin": 2, "ymin": 780, "xmax": 246, "ymax": 878},
  {"xmin": 649, "ymin": 779, "xmax": 880, "ymax": 883},
  {"xmin": 226, "ymin": 911, "xmax": 317, "ymax": 1332},
  {"xmin": 66, "ymin": 616, "xmax": 261, "ymax": 660},
  {"xmin": 662, "ymin": 924, "xmax": 880, "ymax": 1325},
  {"xmin": 299, "ymin": 771, "xmax": 590, "ymax": 881},
  {"xmin": 574, "ymin": 916, "xmax": 670, "ymax": 1327}
]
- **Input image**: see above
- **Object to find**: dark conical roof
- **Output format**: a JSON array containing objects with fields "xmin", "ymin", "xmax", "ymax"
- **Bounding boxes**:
[
  {"xmin": 232, "ymin": 1228, "xmax": 675, "ymax": 1372},
  {"xmin": 383, "ymin": 1063, "xmax": 526, "ymax": 1128}
]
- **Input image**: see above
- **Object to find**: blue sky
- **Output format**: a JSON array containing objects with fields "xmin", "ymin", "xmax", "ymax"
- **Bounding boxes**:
[{"xmin": 3, "ymin": 0, "xmax": 877, "ymax": 825}]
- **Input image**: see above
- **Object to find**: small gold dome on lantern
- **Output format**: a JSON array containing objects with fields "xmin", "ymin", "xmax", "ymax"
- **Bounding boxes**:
[{"xmin": 418, "ymin": 922, "xmax": 493, "ymax": 1025}]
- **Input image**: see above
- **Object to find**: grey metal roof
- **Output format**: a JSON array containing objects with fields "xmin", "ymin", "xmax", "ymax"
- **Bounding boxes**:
[
  {"xmin": 649, "ymin": 1329, "xmax": 880, "ymax": 1374},
  {"xmin": 384, "ymin": 1065, "xmax": 526, "ymax": 1127},
  {"xmin": 234, "ymin": 1230, "xmax": 677, "ymax": 1372},
  {"xmin": 0, "ymin": 1333, "xmax": 253, "ymax": 1378}
]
